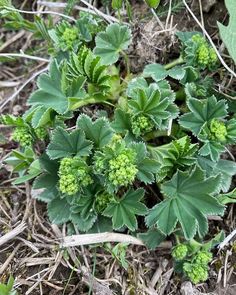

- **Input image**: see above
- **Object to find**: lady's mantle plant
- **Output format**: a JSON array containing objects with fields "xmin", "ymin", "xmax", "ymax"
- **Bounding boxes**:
[{"xmin": 1, "ymin": 5, "xmax": 236, "ymax": 284}]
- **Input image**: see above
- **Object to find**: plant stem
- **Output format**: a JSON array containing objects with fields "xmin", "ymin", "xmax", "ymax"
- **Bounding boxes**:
[
  {"xmin": 70, "ymin": 97, "xmax": 114, "ymax": 111},
  {"xmin": 164, "ymin": 55, "xmax": 184, "ymax": 70}
]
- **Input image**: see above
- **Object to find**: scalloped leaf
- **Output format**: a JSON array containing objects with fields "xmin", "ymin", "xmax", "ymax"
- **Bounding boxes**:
[
  {"xmin": 179, "ymin": 95, "xmax": 228, "ymax": 135},
  {"xmin": 77, "ymin": 114, "xmax": 114, "ymax": 148},
  {"xmin": 46, "ymin": 127, "xmax": 92, "ymax": 159},
  {"xmin": 94, "ymin": 23, "xmax": 132, "ymax": 65},
  {"xmin": 48, "ymin": 198, "xmax": 71, "ymax": 224},
  {"xmin": 28, "ymin": 60, "xmax": 69, "ymax": 114},
  {"xmin": 68, "ymin": 46, "xmax": 111, "ymax": 92},
  {"xmin": 145, "ymin": 166, "xmax": 224, "ymax": 240},
  {"xmin": 103, "ymin": 188, "xmax": 148, "ymax": 231}
]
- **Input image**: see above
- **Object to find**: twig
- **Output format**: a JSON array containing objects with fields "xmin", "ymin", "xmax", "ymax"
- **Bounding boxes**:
[
  {"xmin": 0, "ymin": 53, "xmax": 49, "ymax": 62},
  {"xmin": 0, "ymin": 222, "xmax": 26, "ymax": 247},
  {"xmin": 218, "ymin": 228, "xmax": 236, "ymax": 250},
  {"xmin": 37, "ymin": 1, "xmax": 121, "ymax": 24},
  {"xmin": 0, "ymin": 30, "xmax": 25, "ymax": 52},
  {"xmin": 0, "ymin": 244, "xmax": 21, "ymax": 274},
  {"xmin": 151, "ymin": 8, "xmax": 164, "ymax": 30},
  {"xmin": 4, "ymin": 5, "xmax": 76, "ymax": 22},
  {"xmin": 182, "ymin": 0, "xmax": 236, "ymax": 79},
  {"xmin": 61, "ymin": 232, "xmax": 172, "ymax": 248},
  {"xmin": 0, "ymin": 65, "xmax": 49, "ymax": 110}
]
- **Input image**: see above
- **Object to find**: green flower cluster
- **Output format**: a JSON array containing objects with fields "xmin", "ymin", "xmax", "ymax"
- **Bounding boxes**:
[
  {"xmin": 62, "ymin": 27, "xmax": 78, "ymax": 49},
  {"xmin": 95, "ymin": 192, "xmax": 114, "ymax": 213},
  {"xmin": 12, "ymin": 127, "xmax": 32, "ymax": 147},
  {"xmin": 183, "ymin": 262, "xmax": 208, "ymax": 284},
  {"xmin": 210, "ymin": 119, "xmax": 227, "ymax": 141},
  {"xmin": 194, "ymin": 251, "xmax": 212, "ymax": 265},
  {"xmin": 172, "ymin": 244, "xmax": 188, "ymax": 261},
  {"xmin": 183, "ymin": 250, "xmax": 213, "ymax": 284},
  {"xmin": 108, "ymin": 149, "xmax": 138, "ymax": 186},
  {"xmin": 35, "ymin": 127, "xmax": 47, "ymax": 140},
  {"xmin": 191, "ymin": 34, "xmax": 218, "ymax": 69},
  {"xmin": 131, "ymin": 115, "xmax": 154, "ymax": 137},
  {"xmin": 58, "ymin": 157, "xmax": 92, "ymax": 195}
]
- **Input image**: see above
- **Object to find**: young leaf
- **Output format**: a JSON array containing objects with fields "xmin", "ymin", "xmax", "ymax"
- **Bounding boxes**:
[
  {"xmin": 128, "ymin": 84, "xmax": 178, "ymax": 130},
  {"xmin": 145, "ymin": 166, "xmax": 225, "ymax": 240},
  {"xmin": 103, "ymin": 189, "xmax": 148, "ymax": 231},
  {"xmin": 149, "ymin": 136, "xmax": 198, "ymax": 181},
  {"xmin": 77, "ymin": 114, "xmax": 114, "ymax": 148},
  {"xmin": 94, "ymin": 23, "xmax": 132, "ymax": 65},
  {"xmin": 179, "ymin": 95, "xmax": 228, "ymax": 135},
  {"xmin": 68, "ymin": 46, "xmax": 111, "ymax": 91},
  {"xmin": 28, "ymin": 61, "xmax": 69, "ymax": 114},
  {"xmin": 46, "ymin": 127, "xmax": 92, "ymax": 159},
  {"xmin": 218, "ymin": 0, "xmax": 236, "ymax": 64}
]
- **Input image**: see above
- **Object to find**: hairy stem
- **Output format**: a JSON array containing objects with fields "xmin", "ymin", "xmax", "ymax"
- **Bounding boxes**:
[{"xmin": 164, "ymin": 55, "xmax": 184, "ymax": 70}]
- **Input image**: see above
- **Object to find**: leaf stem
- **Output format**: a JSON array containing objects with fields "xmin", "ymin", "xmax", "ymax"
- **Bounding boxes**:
[
  {"xmin": 164, "ymin": 55, "xmax": 184, "ymax": 70},
  {"xmin": 70, "ymin": 97, "xmax": 114, "ymax": 111}
]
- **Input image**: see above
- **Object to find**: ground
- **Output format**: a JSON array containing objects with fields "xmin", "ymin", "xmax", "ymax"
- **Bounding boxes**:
[{"xmin": 0, "ymin": 0, "xmax": 236, "ymax": 294}]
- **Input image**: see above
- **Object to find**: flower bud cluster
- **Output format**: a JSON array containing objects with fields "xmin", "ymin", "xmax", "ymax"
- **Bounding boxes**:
[
  {"xmin": 131, "ymin": 115, "xmax": 154, "ymax": 136},
  {"xmin": 108, "ymin": 149, "xmax": 138, "ymax": 187},
  {"xmin": 210, "ymin": 119, "xmax": 227, "ymax": 141},
  {"xmin": 58, "ymin": 157, "xmax": 92, "ymax": 195},
  {"xmin": 172, "ymin": 244, "xmax": 188, "ymax": 261},
  {"xmin": 183, "ymin": 262, "xmax": 208, "ymax": 284},
  {"xmin": 62, "ymin": 27, "xmax": 78, "ymax": 48},
  {"xmin": 191, "ymin": 34, "xmax": 218, "ymax": 69},
  {"xmin": 35, "ymin": 127, "xmax": 48, "ymax": 140},
  {"xmin": 12, "ymin": 127, "xmax": 33, "ymax": 147},
  {"xmin": 183, "ymin": 250, "xmax": 213, "ymax": 284}
]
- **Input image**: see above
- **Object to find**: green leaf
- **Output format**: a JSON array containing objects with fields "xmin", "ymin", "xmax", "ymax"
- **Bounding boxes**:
[
  {"xmin": 138, "ymin": 228, "xmax": 166, "ymax": 249},
  {"xmin": 218, "ymin": 0, "xmax": 236, "ymax": 64},
  {"xmin": 128, "ymin": 84, "xmax": 177, "ymax": 129},
  {"xmin": 46, "ymin": 127, "xmax": 92, "ymax": 159},
  {"xmin": 33, "ymin": 154, "xmax": 59, "ymax": 202},
  {"xmin": 179, "ymin": 95, "xmax": 228, "ymax": 135},
  {"xmin": 218, "ymin": 189, "xmax": 236, "ymax": 205},
  {"xmin": 28, "ymin": 60, "xmax": 69, "ymax": 114},
  {"xmin": 197, "ymin": 156, "xmax": 236, "ymax": 192},
  {"xmin": 145, "ymin": 0, "xmax": 160, "ymax": 8},
  {"xmin": 143, "ymin": 63, "xmax": 167, "ymax": 82},
  {"xmin": 111, "ymin": 109, "xmax": 133, "ymax": 135},
  {"xmin": 31, "ymin": 106, "xmax": 53, "ymax": 128},
  {"xmin": 48, "ymin": 198, "xmax": 71, "ymax": 224},
  {"xmin": 94, "ymin": 23, "xmax": 132, "ymax": 65},
  {"xmin": 146, "ymin": 166, "xmax": 225, "ymax": 240},
  {"xmin": 13, "ymin": 159, "xmax": 41, "ymax": 185},
  {"xmin": 103, "ymin": 189, "xmax": 148, "ymax": 231},
  {"xmin": 149, "ymin": 136, "xmax": 198, "ymax": 181},
  {"xmin": 77, "ymin": 114, "xmax": 114, "ymax": 148},
  {"xmin": 126, "ymin": 77, "xmax": 149, "ymax": 97},
  {"xmin": 68, "ymin": 46, "xmax": 111, "ymax": 92},
  {"xmin": 0, "ymin": 275, "xmax": 18, "ymax": 295},
  {"xmin": 129, "ymin": 142, "xmax": 160, "ymax": 183}
]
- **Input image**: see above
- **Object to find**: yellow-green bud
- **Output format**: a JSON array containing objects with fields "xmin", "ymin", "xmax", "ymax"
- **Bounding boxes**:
[{"xmin": 172, "ymin": 244, "xmax": 188, "ymax": 261}]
